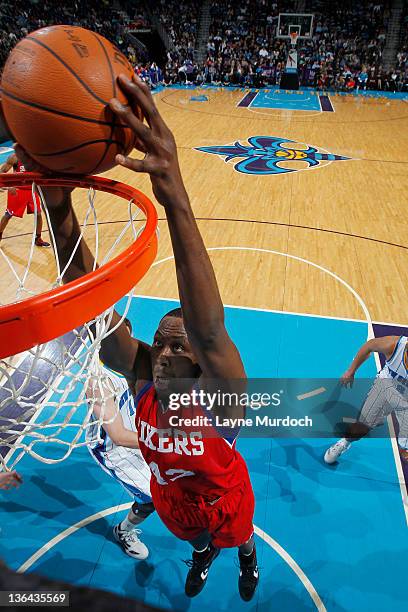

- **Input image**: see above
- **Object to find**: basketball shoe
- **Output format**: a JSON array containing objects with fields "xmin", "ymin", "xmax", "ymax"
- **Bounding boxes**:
[
  {"xmin": 35, "ymin": 236, "xmax": 51, "ymax": 247},
  {"xmin": 184, "ymin": 543, "xmax": 220, "ymax": 597},
  {"xmin": 238, "ymin": 545, "xmax": 259, "ymax": 601},
  {"xmin": 113, "ymin": 523, "xmax": 149, "ymax": 560},
  {"xmin": 324, "ymin": 438, "xmax": 351, "ymax": 464}
]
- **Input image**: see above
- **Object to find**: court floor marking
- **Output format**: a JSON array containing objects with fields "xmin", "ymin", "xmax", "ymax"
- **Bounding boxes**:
[
  {"xmin": 17, "ymin": 502, "xmax": 326, "ymax": 611},
  {"xmin": 195, "ymin": 139, "xmax": 354, "ymax": 176},
  {"xmin": 247, "ymin": 106, "xmax": 323, "ymax": 118},
  {"xmin": 133, "ymin": 294, "xmax": 408, "ymax": 328},
  {"xmin": 252, "ymin": 93, "xmax": 322, "ymax": 113},
  {"xmin": 149, "ymin": 245, "xmax": 408, "ymax": 522},
  {"xmin": 151, "ymin": 246, "xmax": 373, "ymax": 337}
]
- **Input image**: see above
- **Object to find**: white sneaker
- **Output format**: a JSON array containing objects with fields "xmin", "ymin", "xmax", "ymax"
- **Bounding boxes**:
[
  {"xmin": 113, "ymin": 524, "xmax": 149, "ymax": 560},
  {"xmin": 324, "ymin": 438, "xmax": 351, "ymax": 464}
]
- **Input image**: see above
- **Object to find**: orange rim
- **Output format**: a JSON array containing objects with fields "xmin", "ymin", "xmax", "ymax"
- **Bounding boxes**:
[{"xmin": 0, "ymin": 173, "xmax": 158, "ymax": 358}]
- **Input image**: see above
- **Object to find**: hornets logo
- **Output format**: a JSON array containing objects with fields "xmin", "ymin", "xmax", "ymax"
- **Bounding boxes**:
[{"xmin": 195, "ymin": 136, "xmax": 350, "ymax": 175}]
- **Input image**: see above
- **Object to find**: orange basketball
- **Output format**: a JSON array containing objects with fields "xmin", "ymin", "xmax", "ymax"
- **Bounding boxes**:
[{"xmin": 0, "ymin": 25, "xmax": 142, "ymax": 175}]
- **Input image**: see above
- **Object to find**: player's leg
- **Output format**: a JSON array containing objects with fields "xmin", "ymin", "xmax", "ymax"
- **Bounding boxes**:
[
  {"xmin": 1, "ymin": 187, "xmax": 25, "ymax": 240},
  {"xmin": 27, "ymin": 195, "xmax": 50, "ymax": 247},
  {"xmin": 113, "ymin": 499, "xmax": 155, "ymax": 560},
  {"xmin": 0, "ymin": 211, "xmax": 12, "ymax": 242},
  {"xmin": 90, "ymin": 445, "xmax": 153, "ymax": 559},
  {"xmin": 149, "ymin": 483, "xmax": 221, "ymax": 597},
  {"xmin": 209, "ymin": 477, "xmax": 259, "ymax": 601},
  {"xmin": 396, "ymin": 409, "xmax": 408, "ymax": 462},
  {"xmin": 237, "ymin": 533, "xmax": 259, "ymax": 602},
  {"xmin": 34, "ymin": 213, "xmax": 50, "ymax": 247},
  {"xmin": 389, "ymin": 387, "xmax": 408, "ymax": 462},
  {"xmin": 184, "ymin": 529, "xmax": 220, "ymax": 598},
  {"xmin": 324, "ymin": 378, "xmax": 389, "ymax": 464},
  {"xmin": 108, "ymin": 449, "xmax": 153, "ymax": 559}
]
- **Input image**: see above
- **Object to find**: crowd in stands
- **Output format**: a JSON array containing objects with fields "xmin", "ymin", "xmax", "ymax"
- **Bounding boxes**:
[
  {"xmin": 397, "ymin": 0, "xmax": 408, "ymax": 73},
  {"xmin": 191, "ymin": 0, "xmax": 407, "ymax": 91},
  {"xmin": 1, "ymin": 0, "xmax": 408, "ymax": 93},
  {"xmin": 298, "ymin": 0, "xmax": 406, "ymax": 92},
  {"xmin": 154, "ymin": 0, "xmax": 199, "ymax": 62},
  {"xmin": 0, "ymin": 0, "xmax": 136, "ymax": 67}
]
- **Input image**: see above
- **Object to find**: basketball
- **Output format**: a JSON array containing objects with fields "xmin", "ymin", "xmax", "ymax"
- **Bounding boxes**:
[{"xmin": 0, "ymin": 25, "xmax": 142, "ymax": 175}]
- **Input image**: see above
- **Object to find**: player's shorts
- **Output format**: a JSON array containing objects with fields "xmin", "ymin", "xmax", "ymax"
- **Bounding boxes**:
[
  {"xmin": 150, "ymin": 476, "xmax": 255, "ymax": 548},
  {"xmin": 358, "ymin": 377, "xmax": 408, "ymax": 447},
  {"xmin": 89, "ymin": 444, "xmax": 152, "ymax": 504},
  {"xmin": 7, "ymin": 189, "xmax": 41, "ymax": 218}
]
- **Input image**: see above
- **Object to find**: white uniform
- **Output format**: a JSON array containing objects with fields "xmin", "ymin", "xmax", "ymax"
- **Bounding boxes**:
[
  {"xmin": 86, "ymin": 369, "xmax": 152, "ymax": 503},
  {"xmin": 359, "ymin": 336, "xmax": 408, "ymax": 449}
]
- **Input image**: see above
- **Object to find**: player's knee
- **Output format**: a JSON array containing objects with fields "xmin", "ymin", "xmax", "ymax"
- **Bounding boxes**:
[{"xmin": 132, "ymin": 500, "xmax": 155, "ymax": 519}]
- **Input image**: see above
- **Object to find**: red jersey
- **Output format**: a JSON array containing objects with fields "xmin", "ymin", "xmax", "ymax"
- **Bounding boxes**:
[
  {"xmin": 7, "ymin": 161, "xmax": 40, "ymax": 218},
  {"xmin": 13, "ymin": 160, "xmax": 31, "ymax": 191},
  {"xmin": 135, "ymin": 383, "xmax": 251, "ymax": 498}
]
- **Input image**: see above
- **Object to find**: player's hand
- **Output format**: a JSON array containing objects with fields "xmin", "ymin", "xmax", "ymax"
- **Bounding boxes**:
[
  {"xmin": 340, "ymin": 369, "xmax": 355, "ymax": 388},
  {"xmin": 0, "ymin": 470, "xmax": 23, "ymax": 490},
  {"xmin": 109, "ymin": 74, "xmax": 188, "ymax": 209}
]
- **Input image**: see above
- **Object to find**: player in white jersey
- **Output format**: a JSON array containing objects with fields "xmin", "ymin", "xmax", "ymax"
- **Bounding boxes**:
[
  {"xmin": 325, "ymin": 335, "xmax": 408, "ymax": 464},
  {"xmin": 86, "ymin": 319, "xmax": 154, "ymax": 559}
]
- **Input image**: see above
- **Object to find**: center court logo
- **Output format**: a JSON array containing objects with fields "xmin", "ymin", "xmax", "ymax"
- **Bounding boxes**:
[{"xmin": 195, "ymin": 136, "xmax": 350, "ymax": 175}]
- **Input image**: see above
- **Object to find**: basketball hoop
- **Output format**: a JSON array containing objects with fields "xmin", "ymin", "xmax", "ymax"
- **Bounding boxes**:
[
  {"xmin": 0, "ymin": 173, "xmax": 158, "ymax": 357},
  {"xmin": 289, "ymin": 31, "xmax": 299, "ymax": 47},
  {"xmin": 0, "ymin": 174, "xmax": 158, "ymax": 469}
]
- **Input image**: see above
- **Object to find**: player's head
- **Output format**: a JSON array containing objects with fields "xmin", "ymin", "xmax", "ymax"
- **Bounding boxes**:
[{"xmin": 151, "ymin": 308, "xmax": 201, "ymax": 395}]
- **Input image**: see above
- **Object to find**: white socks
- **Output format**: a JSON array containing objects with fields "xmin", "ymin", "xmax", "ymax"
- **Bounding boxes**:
[{"xmin": 120, "ymin": 515, "xmax": 136, "ymax": 532}]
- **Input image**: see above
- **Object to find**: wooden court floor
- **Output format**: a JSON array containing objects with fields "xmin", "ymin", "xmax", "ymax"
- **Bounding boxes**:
[{"xmin": 1, "ymin": 88, "xmax": 407, "ymax": 325}]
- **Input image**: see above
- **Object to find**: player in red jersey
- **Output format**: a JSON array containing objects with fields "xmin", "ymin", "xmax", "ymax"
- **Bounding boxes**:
[
  {"xmin": 0, "ymin": 153, "xmax": 50, "ymax": 247},
  {"xmin": 15, "ymin": 74, "xmax": 259, "ymax": 602}
]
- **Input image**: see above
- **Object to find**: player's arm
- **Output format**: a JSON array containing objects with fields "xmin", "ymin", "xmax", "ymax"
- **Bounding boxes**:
[
  {"xmin": 0, "ymin": 153, "xmax": 17, "ymax": 194},
  {"xmin": 88, "ymin": 392, "xmax": 139, "ymax": 449},
  {"xmin": 13, "ymin": 145, "xmax": 151, "ymax": 384},
  {"xmin": 110, "ymin": 75, "xmax": 245, "ymax": 421},
  {"xmin": 0, "ymin": 153, "xmax": 16, "ymax": 173},
  {"xmin": 341, "ymin": 336, "xmax": 399, "ymax": 387},
  {"xmin": 109, "ymin": 76, "xmax": 245, "ymax": 387}
]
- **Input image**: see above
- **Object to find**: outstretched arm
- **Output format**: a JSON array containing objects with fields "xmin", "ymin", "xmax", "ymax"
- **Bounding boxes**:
[
  {"xmin": 341, "ymin": 336, "xmax": 399, "ymax": 387},
  {"xmin": 110, "ymin": 75, "xmax": 245, "ymax": 381}
]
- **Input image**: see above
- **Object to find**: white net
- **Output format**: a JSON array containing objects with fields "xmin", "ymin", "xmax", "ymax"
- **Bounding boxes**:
[{"xmin": 0, "ymin": 179, "xmax": 156, "ymax": 470}]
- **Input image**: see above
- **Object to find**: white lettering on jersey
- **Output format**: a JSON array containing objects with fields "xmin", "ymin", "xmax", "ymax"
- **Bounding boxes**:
[
  {"xmin": 157, "ymin": 430, "xmax": 173, "ymax": 453},
  {"xmin": 149, "ymin": 462, "xmax": 195, "ymax": 486},
  {"xmin": 138, "ymin": 421, "xmax": 204, "ymax": 455},
  {"xmin": 174, "ymin": 430, "xmax": 190, "ymax": 455}
]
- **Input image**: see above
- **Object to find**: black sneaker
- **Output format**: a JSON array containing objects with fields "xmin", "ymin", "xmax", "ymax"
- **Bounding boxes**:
[
  {"xmin": 34, "ymin": 237, "xmax": 51, "ymax": 247},
  {"xmin": 238, "ymin": 545, "xmax": 259, "ymax": 602},
  {"xmin": 184, "ymin": 543, "xmax": 220, "ymax": 597}
]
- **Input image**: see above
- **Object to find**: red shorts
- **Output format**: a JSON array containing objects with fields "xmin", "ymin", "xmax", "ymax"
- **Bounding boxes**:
[
  {"xmin": 151, "ymin": 477, "xmax": 255, "ymax": 548},
  {"xmin": 7, "ymin": 189, "xmax": 41, "ymax": 218}
]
